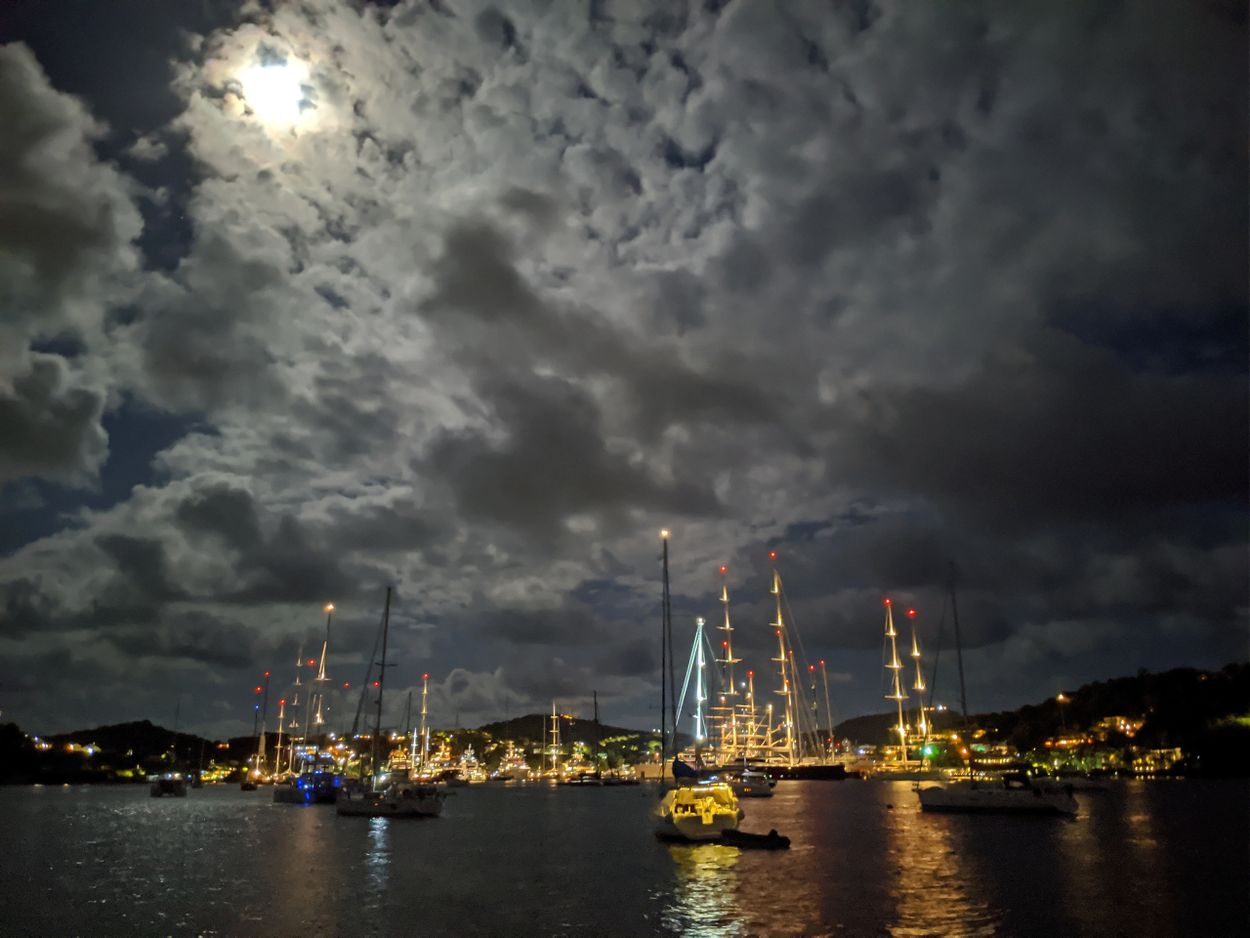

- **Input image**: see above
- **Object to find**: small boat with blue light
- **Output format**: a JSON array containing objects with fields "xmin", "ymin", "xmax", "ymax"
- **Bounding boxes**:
[{"xmin": 273, "ymin": 770, "xmax": 343, "ymax": 804}]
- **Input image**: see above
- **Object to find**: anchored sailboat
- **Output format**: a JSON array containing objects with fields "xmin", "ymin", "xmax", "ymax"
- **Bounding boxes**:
[
  {"xmin": 337, "ymin": 587, "xmax": 445, "ymax": 819},
  {"xmin": 654, "ymin": 529, "xmax": 742, "ymax": 842},
  {"xmin": 915, "ymin": 567, "xmax": 1077, "ymax": 816}
]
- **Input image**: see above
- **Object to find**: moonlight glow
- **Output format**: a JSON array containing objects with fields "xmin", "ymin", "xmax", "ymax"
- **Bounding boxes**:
[{"xmin": 238, "ymin": 61, "xmax": 307, "ymax": 127}]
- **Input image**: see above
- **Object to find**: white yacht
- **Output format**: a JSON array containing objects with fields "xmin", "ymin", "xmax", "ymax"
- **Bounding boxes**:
[{"xmin": 917, "ymin": 773, "xmax": 1078, "ymax": 816}]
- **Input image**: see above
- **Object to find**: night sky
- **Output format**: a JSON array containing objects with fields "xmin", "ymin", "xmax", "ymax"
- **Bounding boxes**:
[{"xmin": 1, "ymin": 1, "xmax": 1246, "ymax": 738}]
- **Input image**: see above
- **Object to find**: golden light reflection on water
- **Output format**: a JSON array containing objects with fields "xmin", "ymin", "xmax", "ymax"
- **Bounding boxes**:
[
  {"xmin": 366, "ymin": 816, "xmax": 391, "ymax": 895},
  {"xmin": 882, "ymin": 782, "xmax": 1000, "ymax": 937},
  {"xmin": 663, "ymin": 842, "xmax": 743, "ymax": 936}
]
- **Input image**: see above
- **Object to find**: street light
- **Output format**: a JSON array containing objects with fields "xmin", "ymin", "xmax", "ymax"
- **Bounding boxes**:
[{"xmin": 1056, "ymin": 693, "xmax": 1069, "ymax": 733}]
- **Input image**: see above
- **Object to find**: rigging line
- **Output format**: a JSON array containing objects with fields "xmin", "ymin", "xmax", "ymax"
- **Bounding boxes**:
[
  {"xmin": 350, "ymin": 601, "xmax": 387, "ymax": 739},
  {"xmin": 926, "ymin": 588, "xmax": 949, "ymax": 713},
  {"xmin": 778, "ymin": 581, "xmax": 820, "ymax": 744},
  {"xmin": 675, "ymin": 623, "xmax": 700, "ymax": 728}
]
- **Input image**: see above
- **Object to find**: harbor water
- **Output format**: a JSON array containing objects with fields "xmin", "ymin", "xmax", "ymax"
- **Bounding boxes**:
[{"xmin": 1, "ymin": 778, "xmax": 1245, "ymax": 936}]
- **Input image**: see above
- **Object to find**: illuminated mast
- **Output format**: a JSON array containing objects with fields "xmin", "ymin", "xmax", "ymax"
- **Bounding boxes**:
[
  {"xmin": 819, "ymin": 660, "xmax": 834, "ymax": 758},
  {"xmin": 312, "ymin": 603, "xmax": 334, "ymax": 738},
  {"xmin": 659, "ymin": 528, "xmax": 672, "ymax": 782},
  {"xmin": 274, "ymin": 697, "xmax": 287, "ymax": 776},
  {"xmin": 289, "ymin": 644, "xmax": 304, "ymax": 764},
  {"xmin": 907, "ymin": 607, "xmax": 929, "ymax": 741},
  {"xmin": 414, "ymin": 673, "xmax": 430, "ymax": 773},
  {"xmin": 745, "ymin": 670, "xmax": 758, "ymax": 759},
  {"xmin": 547, "ymin": 700, "xmax": 561, "ymax": 774},
  {"xmin": 883, "ymin": 598, "xmax": 909, "ymax": 763},
  {"xmin": 768, "ymin": 551, "xmax": 796, "ymax": 765},
  {"xmin": 715, "ymin": 565, "xmax": 741, "ymax": 756}
]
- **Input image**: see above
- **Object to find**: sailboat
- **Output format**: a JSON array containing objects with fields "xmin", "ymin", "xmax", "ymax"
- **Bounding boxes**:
[
  {"xmin": 336, "ymin": 587, "xmax": 445, "ymax": 819},
  {"xmin": 274, "ymin": 604, "xmax": 345, "ymax": 805},
  {"xmin": 654, "ymin": 530, "xmax": 742, "ymax": 842},
  {"xmin": 915, "ymin": 568, "xmax": 1078, "ymax": 816},
  {"xmin": 149, "ymin": 702, "xmax": 188, "ymax": 797}
]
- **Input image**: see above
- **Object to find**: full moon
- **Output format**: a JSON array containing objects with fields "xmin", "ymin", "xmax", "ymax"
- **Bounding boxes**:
[{"xmin": 238, "ymin": 61, "xmax": 308, "ymax": 127}]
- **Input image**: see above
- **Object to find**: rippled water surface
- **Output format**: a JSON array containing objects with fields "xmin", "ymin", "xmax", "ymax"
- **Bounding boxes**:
[{"xmin": 2, "ymin": 779, "xmax": 1245, "ymax": 936}]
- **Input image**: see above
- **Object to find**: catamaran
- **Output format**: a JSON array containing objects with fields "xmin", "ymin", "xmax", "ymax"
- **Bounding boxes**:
[{"xmin": 915, "ymin": 569, "xmax": 1077, "ymax": 816}]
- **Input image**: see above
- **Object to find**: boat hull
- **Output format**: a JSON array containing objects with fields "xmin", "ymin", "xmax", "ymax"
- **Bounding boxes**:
[
  {"xmin": 336, "ymin": 787, "xmax": 445, "ymax": 818},
  {"xmin": 149, "ymin": 778, "xmax": 187, "ymax": 797},
  {"xmin": 917, "ymin": 782, "xmax": 1078, "ymax": 816},
  {"xmin": 762, "ymin": 763, "xmax": 847, "ymax": 781},
  {"xmin": 655, "ymin": 783, "xmax": 741, "ymax": 842}
]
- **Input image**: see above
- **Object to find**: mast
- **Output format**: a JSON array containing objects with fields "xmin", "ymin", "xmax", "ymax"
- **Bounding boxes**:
[
  {"xmin": 819, "ymin": 660, "xmax": 834, "ymax": 758},
  {"xmin": 695, "ymin": 618, "xmax": 707, "ymax": 746},
  {"xmin": 257, "ymin": 670, "xmax": 270, "ymax": 776},
  {"xmin": 883, "ymin": 598, "xmax": 909, "ymax": 764},
  {"xmin": 746, "ymin": 670, "xmax": 757, "ymax": 759},
  {"xmin": 716, "ymin": 564, "xmax": 741, "ymax": 758},
  {"xmin": 592, "ymin": 690, "xmax": 600, "ymax": 771},
  {"xmin": 402, "ymin": 690, "xmax": 413, "ymax": 769},
  {"xmin": 949, "ymin": 563, "xmax": 970, "ymax": 771},
  {"xmin": 274, "ymin": 697, "xmax": 287, "ymax": 776},
  {"xmin": 419, "ymin": 673, "xmax": 430, "ymax": 772},
  {"xmin": 371, "ymin": 586, "xmax": 392, "ymax": 778},
  {"xmin": 907, "ymin": 607, "xmax": 929, "ymax": 741},
  {"xmin": 659, "ymin": 528, "xmax": 671, "ymax": 782},
  {"xmin": 547, "ymin": 700, "xmax": 561, "ymax": 772},
  {"xmin": 768, "ymin": 551, "xmax": 796, "ymax": 765}
]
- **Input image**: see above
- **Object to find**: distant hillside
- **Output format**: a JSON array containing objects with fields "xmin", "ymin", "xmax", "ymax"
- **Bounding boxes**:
[
  {"xmin": 835, "ymin": 662, "xmax": 1250, "ymax": 769},
  {"xmin": 477, "ymin": 713, "xmax": 673, "ymax": 748}
]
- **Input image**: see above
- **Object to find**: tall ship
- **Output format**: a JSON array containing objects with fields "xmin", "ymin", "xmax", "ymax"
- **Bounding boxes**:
[
  {"xmin": 675, "ymin": 553, "xmax": 845, "ymax": 780},
  {"xmin": 273, "ymin": 603, "xmax": 346, "ymax": 804},
  {"xmin": 868, "ymin": 599, "xmax": 946, "ymax": 781}
]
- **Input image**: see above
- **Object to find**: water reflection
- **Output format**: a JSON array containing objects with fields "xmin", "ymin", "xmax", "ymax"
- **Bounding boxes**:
[
  {"xmin": 366, "ymin": 816, "xmax": 392, "ymax": 895},
  {"xmin": 883, "ymin": 783, "xmax": 1000, "ymax": 937},
  {"xmin": 1056, "ymin": 781, "xmax": 1173, "ymax": 935},
  {"xmin": 663, "ymin": 843, "xmax": 742, "ymax": 936}
]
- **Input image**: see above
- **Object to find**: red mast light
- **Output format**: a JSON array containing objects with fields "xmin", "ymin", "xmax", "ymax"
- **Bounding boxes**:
[
  {"xmin": 883, "ymin": 597, "xmax": 892, "ymax": 606},
  {"xmin": 768, "ymin": 550, "xmax": 777, "ymax": 561},
  {"xmin": 907, "ymin": 608, "xmax": 917, "ymax": 618}
]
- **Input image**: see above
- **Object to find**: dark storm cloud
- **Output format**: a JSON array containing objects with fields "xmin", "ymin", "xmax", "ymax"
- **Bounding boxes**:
[
  {"xmin": 174, "ymin": 482, "xmax": 263, "ymax": 552},
  {"xmin": 427, "ymin": 371, "xmax": 720, "ymax": 541},
  {"xmin": 828, "ymin": 334, "xmax": 1248, "ymax": 531},
  {"xmin": 421, "ymin": 217, "xmax": 780, "ymax": 438},
  {"xmin": 0, "ymin": 357, "xmax": 108, "ymax": 486},
  {"xmin": 95, "ymin": 533, "xmax": 187, "ymax": 602},
  {"xmin": 178, "ymin": 497, "xmax": 361, "ymax": 606},
  {"xmin": 101, "ymin": 609, "xmax": 269, "ymax": 669},
  {"xmin": 473, "ymin": 604, "xmax": 606, "ymax": 647},
  {"xmin": 0, "ymin": 578, "xmax": 56, "ymax": 638},
  {"xmin": 131, "ymin": 232, "xmax": 291, "ymax": 412}
]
